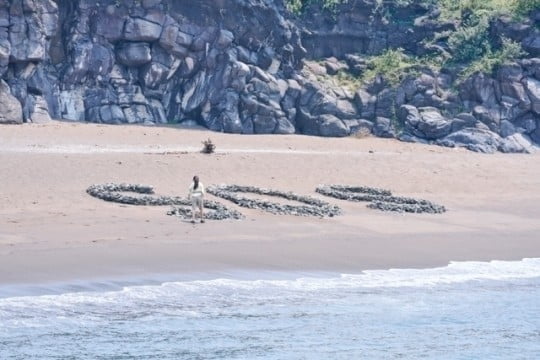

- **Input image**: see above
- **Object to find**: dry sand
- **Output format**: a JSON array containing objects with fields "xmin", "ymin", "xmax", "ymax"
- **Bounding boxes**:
[{"xmin": 1, "ymin": 122, "xmax": 539, "ymax": 285}]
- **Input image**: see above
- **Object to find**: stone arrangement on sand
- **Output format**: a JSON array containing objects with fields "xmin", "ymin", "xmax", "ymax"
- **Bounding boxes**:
[
  {"xmin": 86, "ymin": 183, "xmax": 243, "ymax": 220},
  {"xmin": 316, "ymin": 185, "xmax": 446, "ymax": 214},
  {"xmin": 167, "ymin": 204, "xmax": 243, "ymax": 221},
  {"xmin": 87, "ymin": 182, "xmax": 343, "ymax": 220},
  {"xmin": 207, "ymin": 185, "xmax": 342, "ymax": 217},
  {"xmin": 87, "ymin": 182, "xmax": 444, "ymax": 219}
]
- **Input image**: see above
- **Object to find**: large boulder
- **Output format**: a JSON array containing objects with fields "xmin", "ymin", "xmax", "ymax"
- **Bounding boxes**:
[
  {"xmin": 147, "ymin": 99, "xmax": 167, "ymax": 124},
  {"xmin": 499, "ymin": 133, "xmax": 536, "ymax": 154},
  {"xmin": 318, "ymin": 114, "xmax": 349, "ymax": 137},
  {"xmin": 459, "ymin": 73, "xmax": 497, "ymax": 106},
  {"xmin": 473, "ymin": 105, "xmax": 501, "ymax": 131},
  {"xmin": 450, "ymin": 113, "xmax": 477, "ymax": 132},
  {"xmin": 532, "ymin": 123, "xmax": 540, "ymax": 144},
  {"xmin": 399, "ymin": 132, "xmax": 429, "ymax": 144},
  {"xmin": 0, "ymin": 37, "xmax": 10, "ymax": 74},
  {"xmin": 499, "ymin": 80, "xmax": 531, "ymax": 111},
  {"xmin": 523, "ymin": 77, "xmax": 540, "ymax": 114},
  {"xmin": 375, "ymin": 88, "xmax": 396, "ymax": 118},
  {"xmin": 417, "ymin": 107, "xmax": 452, "ymax": 139},
  {"xmin": 0, "ymin": 81, "xmax": 23, "ymax": 124},
  {"xmin": 513, "ymin": 112, "xmax": 537, "ymax": 134},
  {"xmin": 497, "ymin": 63, "xmax": 523, "ymax": 83},
  {"xmin": 159, "ymin": 19, "xmax": 192, "ymax": 58},
  {"xmin": 87, "ymin": 43, "xmax": 115, "ymax": 78},
  {"xmin": 345, "ymin": 119, "xmax": 373, "ymax": 136},
  {"xmin": 252, "ymin": 113, "xmax": 277, "ymax": 134},
  {"xmin": 204, "ymin": 89, "xmax": 242, "ymax": 133},
  {"xmin": 99, "ymin": 105, "xmax": 125, "ymax": 124},
  {"xmin": 353, "ymin": 89, "xmax": 376, "ymax": 120},
  {"xmin": 59, "ymin": 90, "xmax": 85, "ymax": 121},
  {"xmin": 123, "ymin": 105, "xmax": 153, "ymax": 124},
  {"xmin": 399, "ymin": 105, "xmax": 451, "ymax": 140},
  {"xmin": 436, "ymin": 128, "xmax": 502, "ymax": 153},
  {"xmin": 274, "ymin": 116, "xmax": 295, "ymax": 134},
  {"xmin": 28, "ymin": 95, "xmax": 52, "ymax": 123},
  {"xmin": 499, "ymin": 119, "xmax": 517, "ymax": 138},
  {"xmin": 124, "ymin": 17, "xmax": 162, "ymax": 42},
  {"xmin": 373, "ymin": 117, "xmax": 396, "ymax": 138},
  {"xmin": 94, "ymin": 5, "xmax": 126, "ymax": 42},
  {"xmin": 522, "ymin": 34, "xmax": 540, "ymax": 57},
  {"xmin": 8, "ymin": 0, "xmax": 58, "ymax": 62},
  {"xmin": 116, "ymin": 42, "xmax": 152, "ymax": 67},
  {"xmin": 140, "ymin": 62, "xmax": 169, "ymax": 88},
  {"xmin": 181, "ymin": 70, "xmax": 209, "ymax": 113}
]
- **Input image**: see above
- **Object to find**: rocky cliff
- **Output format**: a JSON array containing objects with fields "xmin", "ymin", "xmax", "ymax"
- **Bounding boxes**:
[{"xmin": 0, "ymin": 0, "xmax": 539, "ymax": 153}]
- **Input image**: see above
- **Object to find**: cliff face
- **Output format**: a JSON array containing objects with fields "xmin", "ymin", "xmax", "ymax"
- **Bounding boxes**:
[
  {"xmin": 0, "ymin": 0, "xmax": 305, "ymax": 134},
  {"xmin": 0, "ymin": 0, "xmax": 539, "ymax": 153}
]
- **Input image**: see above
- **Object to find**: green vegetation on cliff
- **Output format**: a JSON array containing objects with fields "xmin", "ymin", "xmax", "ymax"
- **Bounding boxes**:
[
  {"xmin": 459, "ymin": 37, "xmax": 526, "ymax": 79},
  {"xmin": 436, "ymin": 0, "xmax": 540, "ymax": 21},
  {"xmin": 286, "ymin": 0, "xmax": 540, "ymax": 18},
  {"xmin": 361, "ymin": 49, "xmax": 416, "ymax": 85},
  {"xmin": 285, "ymin": 0, "xmax": 345, "ymax": 14},
  {"xmin": 301, "ymin": 0, "xmax": 535, "ymax": 88}
]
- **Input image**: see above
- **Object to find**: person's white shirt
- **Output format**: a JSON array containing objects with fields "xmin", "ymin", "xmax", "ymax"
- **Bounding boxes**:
[{"xmin": 189, "ymin": 182, "xmax": 205, "ymax": 198}]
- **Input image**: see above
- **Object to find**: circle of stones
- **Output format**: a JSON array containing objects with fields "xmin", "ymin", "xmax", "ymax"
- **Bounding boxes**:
[
  {"xmin": 167, "ymin": 201, "xmax": 243, "ymax": 220},
  {"xmin": 316, "ymin": 185, "xmax": 446, "ymax": 214},
  {"xmin": 207, "ymin": 185, "xmax": 341, "ymax": 217},
  {"xmin": 86, "ymin": 183, "xmax": 243, "ymax": 220}
]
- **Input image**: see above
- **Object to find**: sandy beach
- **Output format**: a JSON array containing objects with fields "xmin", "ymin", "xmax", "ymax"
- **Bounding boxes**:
[{"xmin": 1, "ymin": 122, "xmax": 539, "ymax": 285}]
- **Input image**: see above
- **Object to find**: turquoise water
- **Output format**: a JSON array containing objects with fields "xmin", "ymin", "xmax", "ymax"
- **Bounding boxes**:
[{"xmin": 1, "ymin": 259, "xmax": 539, "ymax": 359}]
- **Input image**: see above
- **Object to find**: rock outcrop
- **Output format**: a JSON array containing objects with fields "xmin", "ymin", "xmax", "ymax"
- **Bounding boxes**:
[
  {"xmin": 0, "ymin": 80, "xmax": 23, "ymax": 124},
  {"xmin": 0, "ymin": 0, "xmax": 538, "ymax": 153}
]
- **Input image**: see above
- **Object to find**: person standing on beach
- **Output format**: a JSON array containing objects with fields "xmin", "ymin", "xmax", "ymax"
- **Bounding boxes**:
[{"xmin": 188, "ymin": 175, "xmax": 205, "ymax": 223}]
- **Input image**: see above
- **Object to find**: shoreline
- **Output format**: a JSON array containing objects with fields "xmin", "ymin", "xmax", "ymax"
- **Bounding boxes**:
[
  {"xmin": 1, "ymin": 122, "xmax": 540, "ymax": 286},
  {"xmin": 2, "ymin": 257, "xmax": 539, "ymax": 299}
]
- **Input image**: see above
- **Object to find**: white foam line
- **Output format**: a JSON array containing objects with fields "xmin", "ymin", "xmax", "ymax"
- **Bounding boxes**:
[{"xmin": 1, "ymin": 258, "xmax": 539, "ymax": 300}]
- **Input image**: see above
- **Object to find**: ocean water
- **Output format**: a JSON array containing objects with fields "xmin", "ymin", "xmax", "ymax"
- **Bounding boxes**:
[{"xmin": 1, "ymin": 259, "xmax": 539, "ymax": 360}]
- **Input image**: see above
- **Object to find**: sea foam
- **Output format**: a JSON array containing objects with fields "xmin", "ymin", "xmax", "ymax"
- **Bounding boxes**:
[{"xmin": 1, "ymin": 258, "xmax": 539, "ymax": 302}]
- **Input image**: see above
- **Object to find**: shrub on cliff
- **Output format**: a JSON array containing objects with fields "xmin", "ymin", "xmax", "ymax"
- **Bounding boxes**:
[
  {"xmin": 513, "ymin": 0, "xmax": 540, "ymax": 17},
  {"xmin": 285, "ymin": 0, "xmax": 346, "ymax": 15},
  {"xmin": 448, "ymin": 15, "xmax": 491, "ymax": 63},
  {"xmin": 285, "ymin": 0, "xmax": 303, "ymax": 14},
  {"xmin": 437, "ymin": 0, "xmax": 540, "ymax": 21},
  {"xmin": 460, "ymin": 37, "xmax": 526, "ymax": 79},
  {"xmin": 361, "ymin": 48, "xmax": 416, "ymax": 85}
]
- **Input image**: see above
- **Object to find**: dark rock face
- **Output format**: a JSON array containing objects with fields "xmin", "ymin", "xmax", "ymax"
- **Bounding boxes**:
[
  {"xmin": 0, "ymin": 0, "xmax": 307, "ymax": 130},
  {"xmin": 299, "ymin": 0, "xmax": 445, "ymax": 59},
  {"xmin": 0, "ymin": 0, "xmax": 538, "ymax": 153}
]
